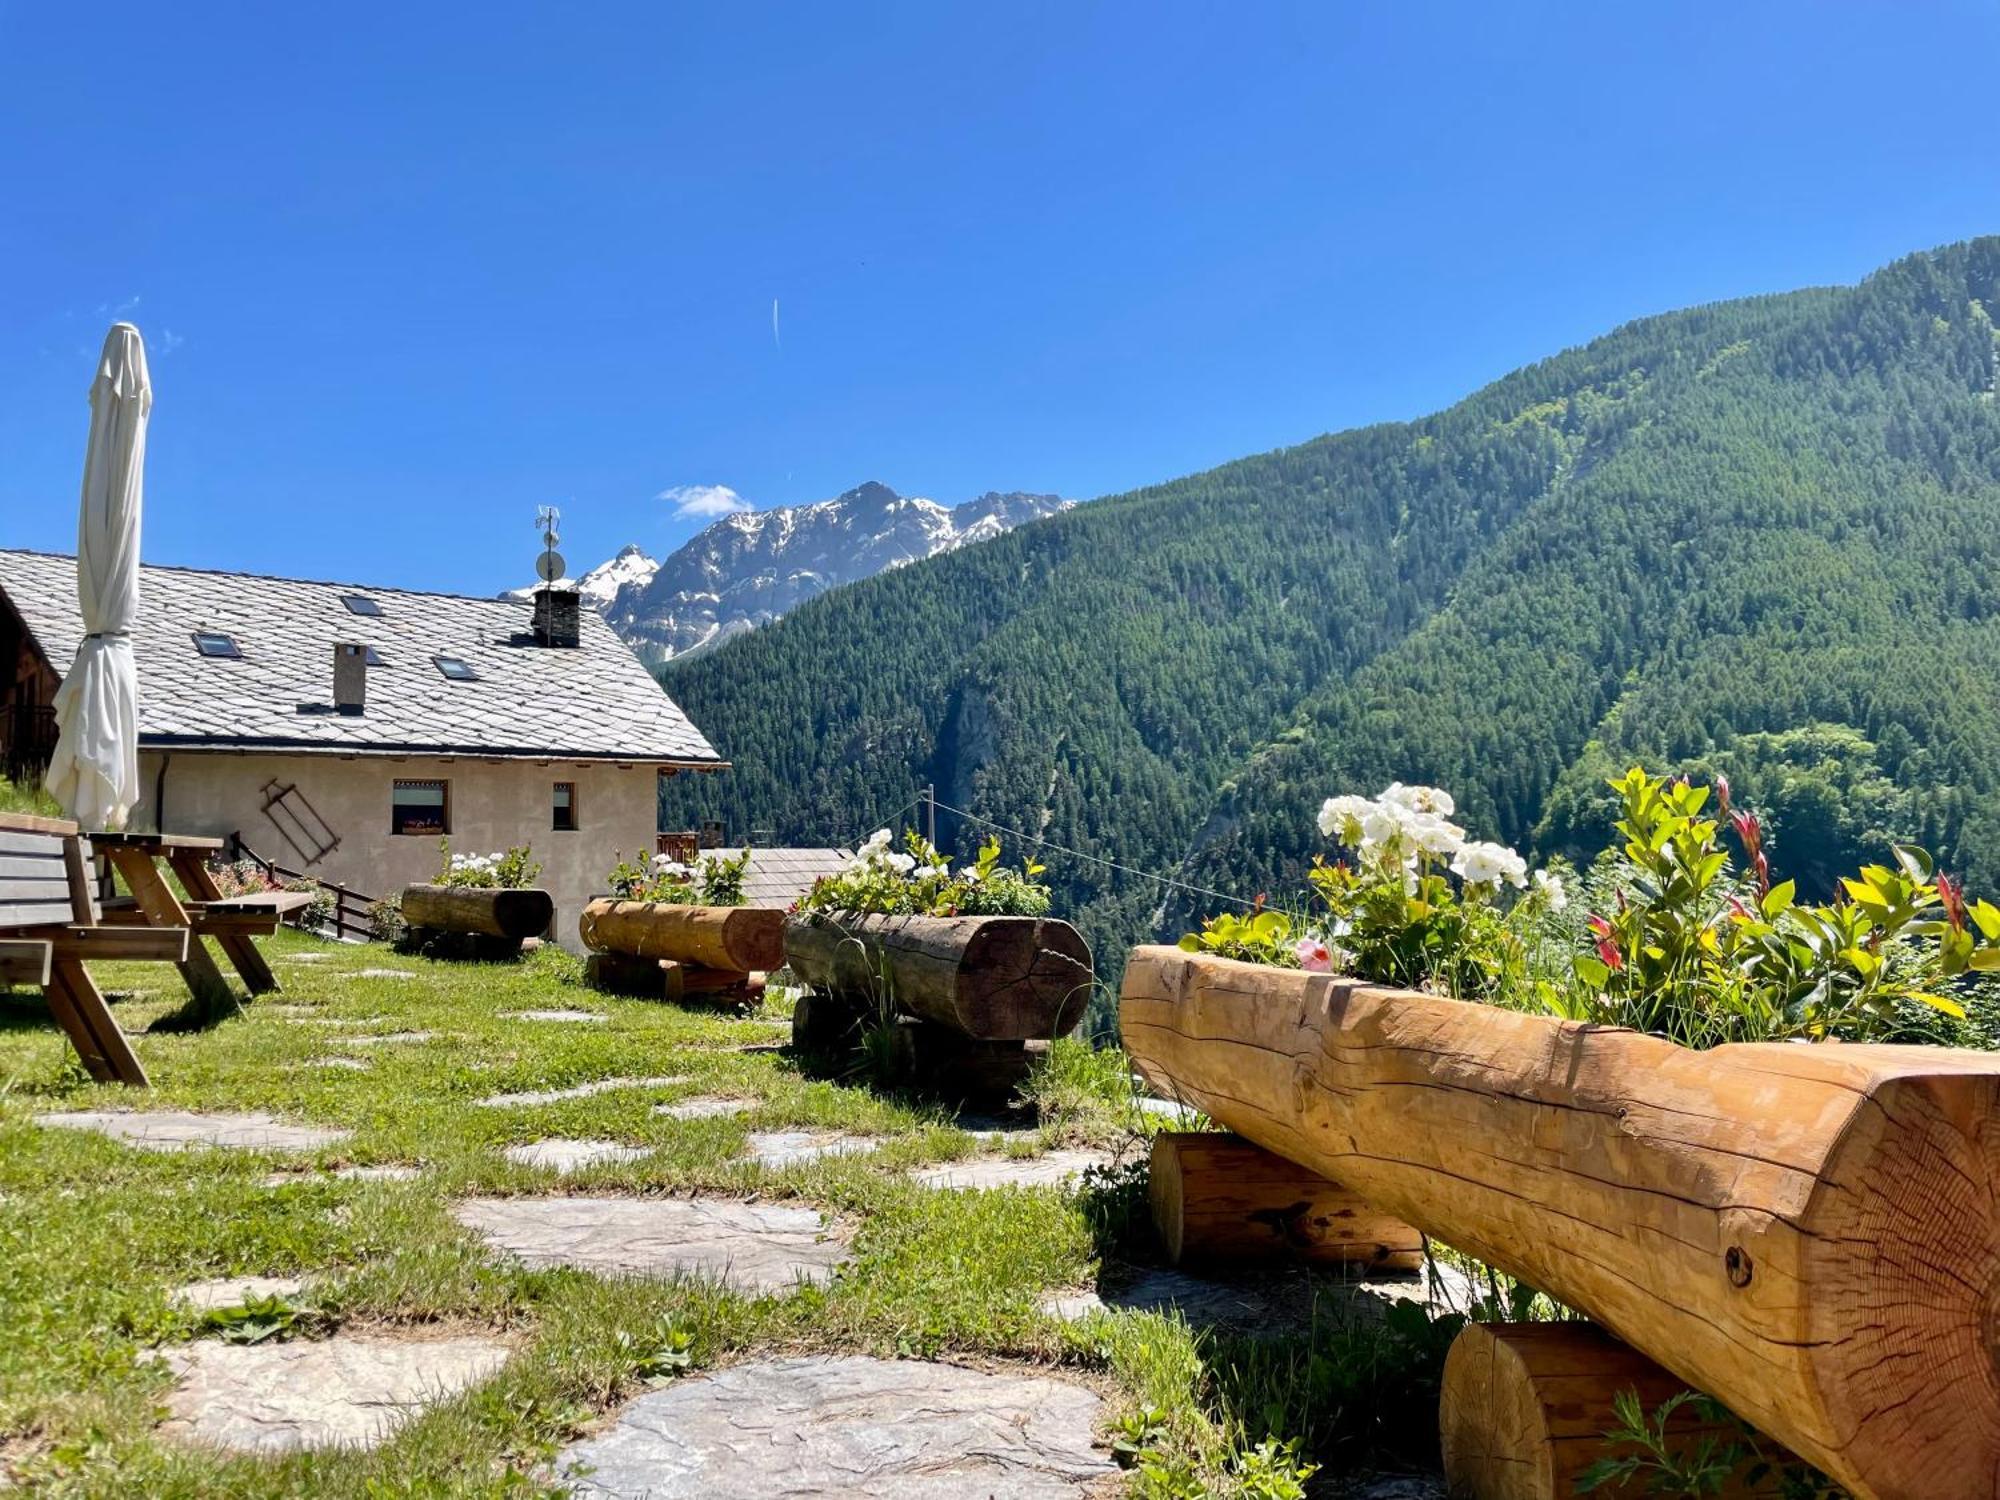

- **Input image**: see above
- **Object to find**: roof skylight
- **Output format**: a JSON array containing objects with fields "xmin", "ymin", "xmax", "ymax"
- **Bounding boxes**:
[
  {"xmin": 192, "ymin": 631, "xmax": 242, "ymax": 659},
  {"xmin": 341, "ymin": 593, "xmax": 383, "ymax": 616},
  {"xmin": 433, "ymin": 654, "xmax": 479, "ymax": 681}
]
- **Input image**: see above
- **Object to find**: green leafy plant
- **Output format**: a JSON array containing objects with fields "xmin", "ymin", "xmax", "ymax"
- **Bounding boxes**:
[
  {"xmin": 1111, "ymin": 1405, "xmax": 1173, "ymax": 1469},
  {"xmin": 1229, "ymin": 1436, "xmax": 1318, "ymax": 1500},
  {"xmin": 200, "ymin": 1293, "xmax": 308, "ymax": 1345},
  {"xmin": 605, "ymin": 847, "xmax": 752, "ymax": 906},
  {"xmin": 614, "ymin": 1321, "xmax": 696, "ymax": 1386},
  {"xmin": 1566, "ymin": 767, "xmax": 1996, "ymax": 1046},
  {"xmin": 1576, "ymin": 1387, "xmax": 1844, "ymax": 1498},
  {"xmin": 438, "ymin": 839, "xmax": 542, "ymax": 890},
  {"xmin": 796, "ymin": 830, "xmax": 1051, "ymax": 918}
]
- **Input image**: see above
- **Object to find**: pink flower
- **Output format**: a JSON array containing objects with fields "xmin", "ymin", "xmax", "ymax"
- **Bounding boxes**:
[
  {"xmin": 1294, "ymin": 937, "xmax": 1333, "ymax": 973},
  {"xmin": 1588, "ymin": 914, "xmax": 1625, "ymax": 973},
  {"xmin": 1714, "ymin": 774, "xmax": 1732, "ymax": 814}
]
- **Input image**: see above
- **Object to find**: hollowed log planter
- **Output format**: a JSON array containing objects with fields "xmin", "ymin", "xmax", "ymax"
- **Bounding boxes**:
[
  {"xmin": 784, "ymin": 912, "xmax": 1091, "ymax": 1041},
  {"xmin": 401, "ymin": 883, "xmax": 553, "ymax": 940},
  {"xmin": 1119, "ymin": 945, "xmax": 2000, "ymax": 1500},
  {"xmin": 577, "ymin": 899, "xmax": 786, "ymax": 972}
]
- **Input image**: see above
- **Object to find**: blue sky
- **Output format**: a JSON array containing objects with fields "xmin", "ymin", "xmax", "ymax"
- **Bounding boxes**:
[{"xmin": 4, "ymin": 2, "xmax": 1998, "ymax": 596}]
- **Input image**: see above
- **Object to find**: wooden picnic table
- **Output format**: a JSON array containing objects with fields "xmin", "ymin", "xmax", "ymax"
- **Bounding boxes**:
[{"xmin": 90, "ymin": 831, "xmax": 280, "ymax": 1007}]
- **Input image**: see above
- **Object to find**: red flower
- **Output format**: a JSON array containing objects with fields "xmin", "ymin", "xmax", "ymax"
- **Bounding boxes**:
[
  {"xmin": 1730, "ymin": 809, "xmax": 1770, "ymax": 897},
  {"xmin": 1587, "ymin": 914, "xmax": 1625, "ymax": 972},
  {"xmin": 1939, "ymin": 872, "xmax": 1968, "ymax": 933}
]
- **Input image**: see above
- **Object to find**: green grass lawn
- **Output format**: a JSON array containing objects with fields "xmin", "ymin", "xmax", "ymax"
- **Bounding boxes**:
[{"xmin": 0, "ymin": 929, "xmax": 1449, "ymax": 1498}]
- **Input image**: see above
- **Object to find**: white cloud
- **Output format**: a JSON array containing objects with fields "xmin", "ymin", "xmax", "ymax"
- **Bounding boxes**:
[
  {"xmin": 155, "ymin": 329, "xmax": 185, "ymax": 356},
  {"xmin": 659, "ymin": 483, "xmax": 752, "ymax": 520}
]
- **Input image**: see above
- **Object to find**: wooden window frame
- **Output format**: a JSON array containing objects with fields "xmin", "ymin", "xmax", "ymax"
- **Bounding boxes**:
[
  {"xmin": 552, "ymin": 780, "xmax": 578, "ymax": 832},
  {"xmin": 391, "ymin": 778, "xmax": 450, "ymax": 837}
]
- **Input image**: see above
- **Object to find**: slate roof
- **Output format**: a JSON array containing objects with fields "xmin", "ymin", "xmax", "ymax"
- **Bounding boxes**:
[
  {"xmin": 740, "ymin": 848, "xmax": 854, "ymax": 909},
  {"xmin": 0, "ymin": 549, "xmax": 725, "ymax": 766}
]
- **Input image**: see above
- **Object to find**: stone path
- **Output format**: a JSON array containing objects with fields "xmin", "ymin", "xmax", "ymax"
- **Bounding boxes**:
[
  {"xmin": 478, "ymin": 1075, "xmax": 687, "ymax": 1108},
  {"xmin": 504, "ymin": 1139, "xmax": 651, "ymax": 1175},
  {"xmin": 744, "ymin": 1131, "xmax": 881, "ymax": 1168},
  {"xmin": 557, "ymin": 1354, "xmax": 1114, "ymax": 1498},
  {"xmin": 501, "ymin": 1009, "xmax": 605, "ymax": 1023},
  {"xmin": 655, "ymin": 1096, "xmax": 752, "ymax": 1120},
  {"xmin": 306, "ymin": 1057, "xmax": 371, "ymax": 1072},
  {"xmin": 452, "ymin": 1196, "xmax": 848, "ymax": 1292},
  {"xmin": 37, "ymin": 1110, "xmax": 351, "ymax": 1154},
  {"xmin": 910, "ymin": 1149, "xmax": 1109, "ymax": 1191},
  {"xmin": 346, "ymin": 1030, "xmax": 436, "ymax": 1047},
  {"xmin": 1041, "ymin": 1262, "xmax": 1478, "ymax": 1331},
  {"xmin": 350, "ymin": 969, "xmax": 414, "ymax": 980},
  {"xmin": 159, "ymin": 1333, "xmax": 510, "ymax": 1454},
  {"xmin": 173, "ymin": 1274, "xmax": 307, "ymax": 1310}
]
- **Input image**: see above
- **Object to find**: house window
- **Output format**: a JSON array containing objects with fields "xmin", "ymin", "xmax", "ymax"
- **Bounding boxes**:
[
  {"xmin": 391, "ymin": 779, "xmax": 449, "ymax": 836},
  {"xmin": 552, "ymin": 781, "xmax": 577, "ymax": 832},
  {"xmin": 192, "ymin": 630, "xmax": 242, "ymax": 659}
]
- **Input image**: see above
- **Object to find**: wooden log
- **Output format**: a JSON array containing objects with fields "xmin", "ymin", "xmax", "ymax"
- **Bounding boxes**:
[
  {"xmin": 660, "ymin": 960, "xmax": 762, "ymax": 1006},
  {"xmin": 791, "ymin": 987, "xmax": 874, "ymax": 1052},
  {"xmin": 783, "ymin": 912, "xmax": 1091, "ymax": 1040},
  {"xmin": 577, "ymin": 899, "xmax": 784, "ymax": 972},
  {"xmin": 885, "ymin": 1020, "xmax": 1043, "ymax": 1107},
  {"xmin": 1118, "ymin": 945, "xmax": 2000, "ymax": 1500},
  {"xmin": 0, "ymin": 938, "xmax": 51, "ymax": 987},
  {"xmin": 1148, "ymin": 1131, "xmax": 1423, "ymax": 1270},
  {"xmin": 585, "ymin": 950, "xmax": 664, "ymax": 998},
  {"xmin": 1440, "ymin": 1322, "xmax": 1761, "ymax": 1500},
  {"xmin": 401, "ymin": 884, "xmax": 553, "ymax": 941}
]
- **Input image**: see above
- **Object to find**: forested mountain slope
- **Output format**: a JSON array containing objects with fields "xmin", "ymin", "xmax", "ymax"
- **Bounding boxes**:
[{"xmin": 662, "ymin": 240, "xmax": 2000, "ymax": 993}]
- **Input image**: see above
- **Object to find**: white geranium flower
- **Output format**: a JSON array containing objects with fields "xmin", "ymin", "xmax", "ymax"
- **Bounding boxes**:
[
  {"xmin": 1407, "ymin": 812, "xmax": 1466, "ymax": 856},
  {"xmin": 957, "ymin": 865, "xmax": 984, "ymax": 883},
  {"xmin": 1317, "ymin": 794, "xmax": 1378, "ymax": 844},
  {"xmin": 1379, "ymin": 782, "xmax": 1455, "ymax": 817},
  {"xmin": 1361, "ymin": 799, "xmax": 1418, "ymax": 848},
  {"xmin": 1452, "ymin": 840, "xmax": 1528, "ymax": 890},
  {"xmin": 863, "ymin": 829, "xmax": 892, "ymax": 850},
  {"xmin": 1532, "ymin": 868, "xmax": 1568, "ymax": 911},
  {"xmin": 885, "ymin": 852, "xmax": 917, "ymax": 875}
]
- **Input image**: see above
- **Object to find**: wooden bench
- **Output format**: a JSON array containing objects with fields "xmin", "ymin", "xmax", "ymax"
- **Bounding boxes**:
[
  {"xmin": 0, "ymin": 811, "xmax": 184, "ymax": 1085},
  {"xmin": 102, "ymin": 887, "xmax": 314, "ymax": 937},
  {"xmin": 90, "ymin": 831, "xmax": 295, "ymax": 1002}
]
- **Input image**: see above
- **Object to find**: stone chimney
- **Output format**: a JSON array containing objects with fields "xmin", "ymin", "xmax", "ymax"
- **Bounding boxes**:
[
  {"xmin": 333, "ymin": 642, "xmax": 367, "ymax": 714},
  {"xmin": 533, "ymin": 586, "xmax": 581, "ymax": 648}
]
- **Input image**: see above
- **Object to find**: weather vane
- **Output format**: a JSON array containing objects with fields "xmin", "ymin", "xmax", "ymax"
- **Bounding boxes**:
[{"xmin": 534, "ymin": 505, "xmax": 566, "ymax": 584}]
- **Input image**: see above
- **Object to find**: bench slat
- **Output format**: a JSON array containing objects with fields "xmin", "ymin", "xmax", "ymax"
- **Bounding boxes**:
[
  {"xmin": 0, "ymin": 898, "xmax": 85, "ymax": 929},
  {"xmin": 0, "ymin": 939, "xmax": 51, "ymax": 986}
]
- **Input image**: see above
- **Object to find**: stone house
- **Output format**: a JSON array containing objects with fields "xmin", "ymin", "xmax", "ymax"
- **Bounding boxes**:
[{"xmin": 0, "ymin": 549, "xmax": 726, "ymax": 948}]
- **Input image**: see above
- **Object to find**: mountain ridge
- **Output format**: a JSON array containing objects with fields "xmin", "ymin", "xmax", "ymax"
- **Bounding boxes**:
[{"xmin": 658, "ymin": 239, "xmax": 2000, "ymax": 1016}]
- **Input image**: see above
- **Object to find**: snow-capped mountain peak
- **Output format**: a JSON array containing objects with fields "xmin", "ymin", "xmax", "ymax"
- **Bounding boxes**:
[{"xmin": 508, "ymin": 481, "xmax": 1072, "ymax": 664}]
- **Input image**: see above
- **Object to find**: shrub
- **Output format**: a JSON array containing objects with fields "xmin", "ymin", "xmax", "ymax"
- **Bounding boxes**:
[
  {"xmin": 797, "ymin": 830, "xmax": 1051, "ymax": 918},
  {"xmin": 367, "ymin": 894, "xmax": 406, "ymax": 945},
  {"xmin": 605, "ymin": 847, "xmax": 751, "ymax": 906}
]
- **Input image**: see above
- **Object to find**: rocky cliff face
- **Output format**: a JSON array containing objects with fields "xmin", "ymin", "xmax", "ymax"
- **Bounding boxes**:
[{"xmin": 516, "ymin": 482, "xmax": 1071, "ymax": 664}]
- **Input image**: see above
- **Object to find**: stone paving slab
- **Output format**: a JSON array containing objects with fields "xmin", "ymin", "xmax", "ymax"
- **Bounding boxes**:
[
  {"xmin": 744, "ymin": 1131, "xmax": 881, "ymax": 1168},
  {"xmin": 478, "ymin": 1075, "xmax": 688, "ymax": 1108},
  {"xmin": 558, "ymin": 1354, "xmax": 1114, "ymax": 1498},
  {"xmin": 173, "ymin": 1275, "xmax": 308, "ymax": 1311},
  {"xmin": 911, "ymin": 1149, "xmax": 1110, "ymax": 1191},
  {"xmin": 1041, "ymin": 1262, "xmax": 1478, "ymax": 1332},
  {"xmin": 654, "ymin": 1096, "xmax": 753, "ymax": 1121},
  {"xmin": 345, "ymin": 1030, "xmax": 436, "ymax": 1047},
  {"xmin": 37, "ymin": 1110, "xmax": 351, "ymax": 1154},
  {"xmin": 504, "ymin": 1139, "xmax": 650, "ymax": 1175},
  {"xmin": 349, "ymin": 969, "xmax": 414, "ymax": 980},
  {"xmin": 501, "ymin": 1009, "xmax": 605, "ymax": 1023},
  {"xmin": 306, "ymin": 1057, "xmax": 371, "ymax": 1072},
  {"xmin": 453, "ymin": 1196, "xmax": 848, "ymax": 1292},
  {"xmin": 260, "ymin": 1164, "xmax": 422, "ymax": 1187},
  {"xmin": 159, "ymin": 1333, "xmax": 510, "ymax": 1454}
]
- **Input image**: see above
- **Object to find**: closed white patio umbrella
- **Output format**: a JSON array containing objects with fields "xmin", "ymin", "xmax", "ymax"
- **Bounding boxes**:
[{"xmin": 46, "ymin": 323, "xmax": 151, "ymax": 832}]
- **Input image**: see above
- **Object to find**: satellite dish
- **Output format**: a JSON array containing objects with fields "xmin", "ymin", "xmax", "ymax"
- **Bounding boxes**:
[{"xmin": 536, "ymin": 550, "xmax": 567, "ymax": 582}]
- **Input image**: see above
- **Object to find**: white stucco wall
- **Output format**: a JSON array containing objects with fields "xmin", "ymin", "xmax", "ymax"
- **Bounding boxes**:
[{"xmin": 131, "ymin": 750, "xmax": 664, "ymax": 952}]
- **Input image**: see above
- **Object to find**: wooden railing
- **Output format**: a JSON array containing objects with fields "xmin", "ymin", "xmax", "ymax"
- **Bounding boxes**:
[{"xmin": 227, "ymin": 836, "xmax": 377, "ymax": 943}]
